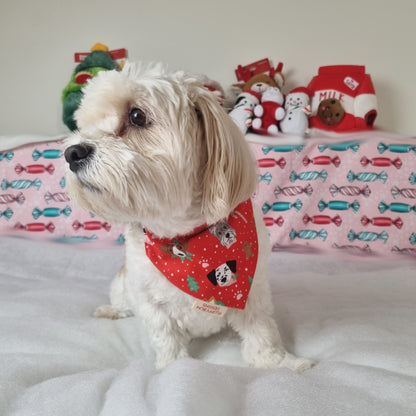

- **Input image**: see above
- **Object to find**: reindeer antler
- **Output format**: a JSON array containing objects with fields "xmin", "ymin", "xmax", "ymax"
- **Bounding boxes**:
[{"xmin": 269, "ymin": 62, "xmax": 284, "ymax": 77}]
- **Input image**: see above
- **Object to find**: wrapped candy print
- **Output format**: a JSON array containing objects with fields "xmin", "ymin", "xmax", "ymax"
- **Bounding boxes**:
[{"xmin": 250, "ymin": 130, "xmax": 416, "ymax": 257}]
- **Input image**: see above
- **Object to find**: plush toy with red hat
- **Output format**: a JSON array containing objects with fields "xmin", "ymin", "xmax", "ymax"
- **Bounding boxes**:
[
  {"xmin": 233, "ymin": 58, "xmax": 285, "ymax": 95},
  {"xmin": 229, "ymin": 90, "xmax": 261, "ymax": 133},
  {"xmin": 252, "ymin": 87, "xmax": 285, "ymax": 135},
  {"xmin": 280, "ymin": 87, "xmax": 312, "ymax": 136}
]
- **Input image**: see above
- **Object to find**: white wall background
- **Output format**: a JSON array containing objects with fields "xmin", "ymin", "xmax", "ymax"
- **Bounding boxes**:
[{"xmin": 1, "ymin": 0, "xmax": 415, "ymax": 136}]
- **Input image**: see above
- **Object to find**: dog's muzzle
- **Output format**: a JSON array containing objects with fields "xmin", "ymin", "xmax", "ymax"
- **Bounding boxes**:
[{"xmin": 65, "ymin": 144, "xmax": 95, "ymax": 173}]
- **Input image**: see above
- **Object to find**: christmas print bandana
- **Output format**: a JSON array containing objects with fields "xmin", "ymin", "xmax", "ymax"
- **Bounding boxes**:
[{"xmin": 144, "ymin": 199, "xmax": 258, "ymax": 310}]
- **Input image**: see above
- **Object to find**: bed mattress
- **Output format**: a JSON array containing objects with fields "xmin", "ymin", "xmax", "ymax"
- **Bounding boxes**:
[{"xmin": 0, "ymin": 236, "xmax": 415, "ymax": 415}]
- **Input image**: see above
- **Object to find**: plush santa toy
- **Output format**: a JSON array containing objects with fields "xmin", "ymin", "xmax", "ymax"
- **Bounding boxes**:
[
  {"xmin": 252, "ymin": 87, "xmax": 285, "ymax": 135},
  {"xmin": 229, "ymin": 90, "xmax": 261, "ymax": 133},
  {"xmin": 280, "ymin": 87, "xmax": 312, "ymax": 136}
]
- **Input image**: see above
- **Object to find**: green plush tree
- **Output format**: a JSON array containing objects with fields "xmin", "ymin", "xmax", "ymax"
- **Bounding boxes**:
[{"xmin": 61, "ymin": 44, "xmax": 120, "ymax": 131}]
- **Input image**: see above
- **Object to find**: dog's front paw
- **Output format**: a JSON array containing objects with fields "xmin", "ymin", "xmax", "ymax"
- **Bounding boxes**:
[
  {"xmin": 278, "ymin": 352, "xmax": 315, "ymax": 373},
  {"xmin": 94, "ymin": 304, "xmax": 134, "ymax": 320},
  {"xmin": 247, "ymin": 348, "xmax": 314, "ymax": 373}
]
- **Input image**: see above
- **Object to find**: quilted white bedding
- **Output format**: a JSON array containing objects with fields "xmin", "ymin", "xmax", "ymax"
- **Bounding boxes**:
[{"xmin": 1, "ymin": 236, "xmax": 415, "ymax": 415}]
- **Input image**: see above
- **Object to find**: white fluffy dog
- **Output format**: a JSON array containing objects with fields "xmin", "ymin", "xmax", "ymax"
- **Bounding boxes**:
[{"xmin": 64, "ymin": 63, "xmax": 313, "ymax": 372}]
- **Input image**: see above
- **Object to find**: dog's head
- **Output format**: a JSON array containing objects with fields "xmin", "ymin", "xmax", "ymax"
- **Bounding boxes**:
[{"xmin": 64, "ymin": 63, "xmax": 256, "ymax": 237}]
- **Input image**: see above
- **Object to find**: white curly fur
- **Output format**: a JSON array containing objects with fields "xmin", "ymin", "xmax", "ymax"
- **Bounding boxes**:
[{"xmin": 65, "ymin": 63, "xmax": 313, "ymax": 371}]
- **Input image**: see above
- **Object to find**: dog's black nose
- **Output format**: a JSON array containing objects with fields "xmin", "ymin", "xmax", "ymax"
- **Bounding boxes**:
[{"xmin": 64, "ymin": 144, "xmax": 95, "ymax": 172}]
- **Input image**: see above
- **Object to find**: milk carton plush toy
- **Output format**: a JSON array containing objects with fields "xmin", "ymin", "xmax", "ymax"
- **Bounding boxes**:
[
  {"xmin": 308, "ymin": 65, "xmax": 377, "ymax": 132},
  {"xmin": 280, "ymin": 87, "xmax": 312, "ymax": 136}
]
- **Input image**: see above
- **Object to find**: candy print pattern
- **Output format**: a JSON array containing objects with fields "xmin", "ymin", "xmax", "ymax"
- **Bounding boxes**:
[
  {"xmin": 262, "ymin": 144, "xmax": 304, "ymax": 155},
  {"xmin": 332, "ymin": 243, "xmax": 372, "ymax": 255},
  {"xmin": 274, "ymin": 184, "xmax": 313, "ymax": 198},
  {"xmin": 2, "ymin": 178, "xmax": 42, "ymax": 190},
  {"xmin": 360, "ymin": 156, "xmax": 402, "ymax": 169},
  {"xmin": 303, "ymin": 214, "xmax": 342, "ymax": 227},
  {"xmin": 290, "ymin": 169, "xmax": 327, "ymax": 182},
  {"xmin": 303, "ymin": 155, "xmax": 340, "ymax": 167},
  {"xmin": 15, "ymin": 222, "xmax": 55, "ymax": 233},
  {"xmin": 32, "ymin": 148, "xmax": 62, "ymax": 161},
  {"xmin": 329, "ymin": 184, "xmax": 371, "ymax": 198},
  {"xmin": 290, "ymin": 228, "xmax": 328, "ymax": 241},
  {"xmin": 361, "ymin": 216, "xmax": 403, "ymax": 229},
  {"xmin": 44, "ymin": 191, "xmax": 70, "ymax": 203},
  {"xmin": 379, "ymin": 202, "xmax": 416, "ymax": 214},
  {"xmin": 378, "ymin": 142, "xmax": 416, "ymax": 154},
  {"xmin": 251, "ymin": 132, "xmax": 416, "ymax": 256},
  {"xmin": 0, "ymin": 208, "xmax": 13, "ymax": 220},
  {"xmin": 348, "ymin": 230, "xmax": 389, "ymax": 243},
  {"xmin": 318, "ymin": 199, "xmax": 360, "ymax": 212},
  {"xmin": 72, "ymin": 220, "xmax": 112, "ymax": 231},
  {"xmin": 262, "ymin": 200, "xmax": 302, "ymax": 214},
  {"xmin": 258, "ymin": 158, "xmax": 286, "ymax": 168},
  {"xmin": 391, "ymin": 186, "xmax": 416, "ymax": 199},
  {"xmin": 258, "ymin": 172, "xmax": 272, "ymax": 184},
  {"xmin": 263, "ymin": 216, "xmax": 284, "ymax": 227},
  {"xmin": 0, "ymin": 152, "xmax": 14, "ymax": 162},
  {"xmin": 391, "ymin": 246, "xmax": 416, "ymax": 255},
  {"xmin": 347, "ymin": 170, "xmax": 388, "ymax": 183},
  {"xmin": 0, "ymin": 138, "xmax": 124, "ymax": 245},
  {"xmin": 32, "ymin": 206, "xmax": 72, "ymax": 219},
  {"xmin": 0, "ymin": 192, "xmax": 25, "ymax": 205},
  {"xmin": 15, "ymin": 164, "xmax": 55, "ymax": 175},
  {"xmin": 318, "ymin": 141, "xmax": 360, "ymax": 153}
]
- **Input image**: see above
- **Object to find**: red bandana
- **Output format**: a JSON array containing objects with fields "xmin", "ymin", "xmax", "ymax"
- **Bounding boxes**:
[{"xmin": 144, "ymin": 199, "xmax": 258, "ymax": 310}]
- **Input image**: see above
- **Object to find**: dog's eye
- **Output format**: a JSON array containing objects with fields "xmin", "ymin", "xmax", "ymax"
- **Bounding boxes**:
[{"xmin": 129, "ymin": 108, "xmax": 148, "ymax": 127}]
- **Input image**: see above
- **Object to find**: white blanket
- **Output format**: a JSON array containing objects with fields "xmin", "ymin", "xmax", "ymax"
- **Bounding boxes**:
[
  {"xmin": 0, "ymin": 134, "xmax": 66, "ymax": 152},
  {"xmin": 1, "ymin": 236, "xmax": 415, "ymax": 415}
]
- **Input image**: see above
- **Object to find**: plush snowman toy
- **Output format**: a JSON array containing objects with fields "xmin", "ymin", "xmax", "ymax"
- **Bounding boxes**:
[
  {"xmin": 229, "ymin": 90, "xmax": 261, "ymax": 133},
  {"xmin": 280, "ymin": 87, "xmax": 312, "ymax": 136}
]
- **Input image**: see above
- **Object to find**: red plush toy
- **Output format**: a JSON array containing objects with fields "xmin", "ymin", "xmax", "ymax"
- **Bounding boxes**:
[
  {"xmin": 252, "ymin": 87, "xmax": 285, "ymax": 135},
  {"xmin": 308, "ymin": 65, "xmax": 377, "ymax": 132}
]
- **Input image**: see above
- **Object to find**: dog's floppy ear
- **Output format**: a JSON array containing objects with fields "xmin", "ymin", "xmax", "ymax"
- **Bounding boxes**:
[
  {"xmin": 191, "ymin": 84, "xmax": 257, "ymax": 225},
  {"xmin": 226, "ymin": 260, "xmax": 237, "ymax": 273},
  {"xmin": 207, "ymin": 269, "xmax": 218, "ymax": 286}
]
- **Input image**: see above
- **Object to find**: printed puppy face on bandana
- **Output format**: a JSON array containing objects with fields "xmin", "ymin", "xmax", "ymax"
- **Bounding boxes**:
[
  {"xmin": 206, "ymin": 260, "xmax": 237, "ymax": 287},
  {"xmin": 209, "ymin": 220, "xmax": 237, "ymax": 247}
]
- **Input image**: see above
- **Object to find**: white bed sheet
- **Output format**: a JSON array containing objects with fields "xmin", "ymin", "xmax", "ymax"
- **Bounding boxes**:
[{"xmin": 1, "ymin": 236, "xmax": 415, "ymax": 415}]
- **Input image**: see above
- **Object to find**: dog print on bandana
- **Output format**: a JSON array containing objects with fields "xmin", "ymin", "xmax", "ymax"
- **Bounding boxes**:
[{"xmin": 144, "ymin": 199, "xmax": 258, "ymax": 310}]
